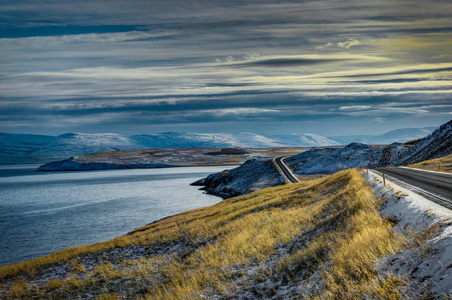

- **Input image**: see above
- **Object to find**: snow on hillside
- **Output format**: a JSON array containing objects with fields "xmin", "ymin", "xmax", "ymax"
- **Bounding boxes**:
[
  {"xmin": 284, "ymin": 148, "xmax": 336, "ymax": 167},
  {"xmin": 291, "ymin": 142, "xmax": 410, "ymax": 175},
  {"xmin": 395, "ymin": 120, "xmax": 452, "ymax": 165},
  {"xmin": 192, "ymin": 159, "xmax": 284, "ymax": 198}
]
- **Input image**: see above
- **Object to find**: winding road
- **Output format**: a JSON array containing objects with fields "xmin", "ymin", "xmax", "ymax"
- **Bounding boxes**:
[
  {"xmin": 273, "ymin": 156, "xmax": 299, "ymax": 183},
  {"xmin": 375, "ymin": 167, "xmax": 452, "ymax": 210}
]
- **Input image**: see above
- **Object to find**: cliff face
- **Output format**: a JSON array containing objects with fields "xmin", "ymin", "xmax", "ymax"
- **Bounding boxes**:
[
  {"xmin": 395, "ymin": 120, "xmax": 452, "ymax": 165},
  {"xmin": 192, "ymin": 159, "xmax": 284, "ymax": 198}
]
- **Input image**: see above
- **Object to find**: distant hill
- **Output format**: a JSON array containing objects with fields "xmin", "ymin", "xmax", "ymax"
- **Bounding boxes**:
[
  {"xmin": 0, "ymin": 132, "xmax": 339, "ymax": 164},
  {"xmin": 1, "ymin": 124, "xmax": 446, "ymax": 164},
  {"xmin": 330, "ymin": 127, "xmax": 436, "ymax": 145}
]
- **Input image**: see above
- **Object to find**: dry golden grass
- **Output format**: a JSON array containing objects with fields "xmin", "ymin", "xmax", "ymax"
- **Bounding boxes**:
[
  {"xmin": 0, "ymin": 169, "xmax": 408, "ymax": 299},
  {"xmin": 408, "ymin": 154, "xmax": 452, "ymax": 173}
]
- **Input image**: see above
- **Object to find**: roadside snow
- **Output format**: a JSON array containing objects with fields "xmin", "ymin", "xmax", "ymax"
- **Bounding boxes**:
[{"xmin": 364, "ymin": 170, "xmax": 452, "ymax": 297}]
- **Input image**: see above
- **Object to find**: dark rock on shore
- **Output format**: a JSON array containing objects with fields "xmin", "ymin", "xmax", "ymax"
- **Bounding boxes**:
[
  {"xmin": 38, "ymin": 158, "xmax": 166, "ymax": 171},
  {"xmin": 191, "ymin": 159, "xmax": 284, "ymax": 198}
]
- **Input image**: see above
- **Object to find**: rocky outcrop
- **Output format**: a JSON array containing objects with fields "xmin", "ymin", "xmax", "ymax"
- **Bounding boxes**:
[
  {"xmin": 396, "ymin": 120, "xmax": 452, "ymax": 165},
  {"xmin": 192, "ymin": 159, "xmax": 284, "ymax": 198}
]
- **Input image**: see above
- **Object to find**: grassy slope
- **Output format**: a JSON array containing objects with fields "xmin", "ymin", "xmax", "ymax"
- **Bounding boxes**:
[
  {"xmin": 1, "ymin": 169, "xmax": 406, "ymax": 299},
  {"xmin": 408, "ymin": 153, "xmax": 452, "ymax": 173}
]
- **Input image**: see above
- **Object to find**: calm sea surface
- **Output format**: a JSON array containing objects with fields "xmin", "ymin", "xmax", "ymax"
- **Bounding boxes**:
[{"xmin": 0, "ymin": 165, "xmax": 231, "ymax": 266}]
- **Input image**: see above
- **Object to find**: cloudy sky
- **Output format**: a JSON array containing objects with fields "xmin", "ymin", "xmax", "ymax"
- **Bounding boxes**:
[{"xmin": 1, "ymin": 0, "xmax": 451, "ymax": 136}]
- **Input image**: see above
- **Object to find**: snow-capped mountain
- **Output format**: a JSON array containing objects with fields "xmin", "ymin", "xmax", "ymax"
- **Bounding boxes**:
[
  {"xmin": 130, "ymin": 132, "xmax": 284, "ymax": 148},
  {"xmin": 330, "ymin": 127, "xmax": 436, "ymax": 145},
  {"xmin": 269, "ymin": 133, "xmax": 340, "ymax": 147},
  {"xmin": 0, "ymin": 131, "xmax": 338, "ymax": 164}
]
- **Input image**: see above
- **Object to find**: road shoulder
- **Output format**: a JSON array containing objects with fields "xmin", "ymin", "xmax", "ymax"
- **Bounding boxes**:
[
  {"xmin": 372, "ymin": 169, "xmax": 452, "ymax": 210},
  {"xmin": 364, "ymin": 170, "xmax": 452, "ymax": 297}
]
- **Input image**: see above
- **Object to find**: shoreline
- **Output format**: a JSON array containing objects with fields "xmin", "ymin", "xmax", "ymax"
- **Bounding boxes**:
[{"xmin": 0, "ymin": 165, "xmax": 230, "ymax": 267}]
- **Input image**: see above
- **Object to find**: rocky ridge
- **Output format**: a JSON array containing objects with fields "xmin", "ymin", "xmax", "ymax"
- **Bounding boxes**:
[{"xmin": 196, "ymin": 120, "xmax": 452, "ymax": 198}]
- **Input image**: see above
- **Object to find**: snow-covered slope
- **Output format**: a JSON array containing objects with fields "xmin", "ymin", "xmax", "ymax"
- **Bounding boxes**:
[
  {"xmin": 395, "ymin": 120, "xmax": 452, "ymax": 165},
  {"xmin": 0, "ymin": 131, "xmax": 338, "ymax": 164},
  {"xmin": 192, "ymin": 159, "xmax": 284, "ymax": 198},
  {"xmin": 291, "ymin": 143, "xmax": 410, "ymax": 175},
  {"xmin": 331, "ymin": 127, "xmax": 435, "ymax": 145}
]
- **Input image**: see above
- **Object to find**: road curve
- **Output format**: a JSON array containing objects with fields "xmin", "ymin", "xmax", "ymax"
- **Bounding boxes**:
[
  {"xmin": 376, "ymin": 167, "xmax": 452, "ymax": 210},
  {"xmin": 273, "ymin": 156, "xmax": 299, "ymax": 184}
]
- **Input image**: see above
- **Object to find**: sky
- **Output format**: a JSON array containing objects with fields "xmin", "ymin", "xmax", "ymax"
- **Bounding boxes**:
[{"xmin": 1, "ymin": 0, "xmax": 451, "ymax": 137}]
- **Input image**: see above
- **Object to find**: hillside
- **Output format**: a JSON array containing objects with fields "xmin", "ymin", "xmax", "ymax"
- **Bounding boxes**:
[
  {"xmin": 395, "ymin": 120, "xmax": 452, "ymax": 165},
  {"xmin": 408, "ymin": 154, "xmax": 452, "ymax": 173},
  {"xmin": 1, "ymin": 169, "xmax": 450, "ymax": 299},
  {"xmin": 192, "ymin": 159, "xmax": 285, "ymax": 198},
  {"xmin": 195, "ymin": 148, "xmax": 338, "ymax": 198},
  {"xmin": 289, "ymin": 143, "xmax": 409, "ymax": 175}
]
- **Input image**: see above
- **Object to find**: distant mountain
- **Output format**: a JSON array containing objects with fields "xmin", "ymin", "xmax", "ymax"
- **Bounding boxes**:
[
  {"xmin": 2, "ymin": 124, "xmax": 446, "ymax": 165},
  {"xmin": 330, "ymin": 127, "xmax": 436, "ymax": 145},
  {"xmin": 269, "ymin": 133, "xmax": 339, "ymax": 147},
  {"xmin": 130, "ymin": 132, "xmax": 284, "ymax": 148},
  {"xmin": 0, "ymin": 133, "xmax": 138, "ymax": 164},
  {"xmin": 0, "ymin": 131, "xmax": 339, "ymax": 164}
]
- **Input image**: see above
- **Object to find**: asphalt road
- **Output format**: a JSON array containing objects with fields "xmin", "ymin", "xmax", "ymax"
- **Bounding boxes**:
[
  {"xmin": 377, "ymin": 167, "xmax": 452, "ymax": 210},
  {"xmin": 273, "ymin": 156, "xmax": 299, "ymax": 183}
]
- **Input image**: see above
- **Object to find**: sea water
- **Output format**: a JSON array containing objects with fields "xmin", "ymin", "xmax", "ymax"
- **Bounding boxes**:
[{"xmin": 0, "ymin": 165, "xmax": 230, "ymax": 266}]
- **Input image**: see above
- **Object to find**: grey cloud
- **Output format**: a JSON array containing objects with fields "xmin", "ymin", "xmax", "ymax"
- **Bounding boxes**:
[
  {"xmin": 229, "ymin": 57, "xmax": 348, "ymax": 68},
  {"xmin": 1, "ymin": 0, "xmax": 451, "ymax": 135},
  {"xmin": 331, "ymin": 66, "xmax": 452, "ymax": 78}
]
